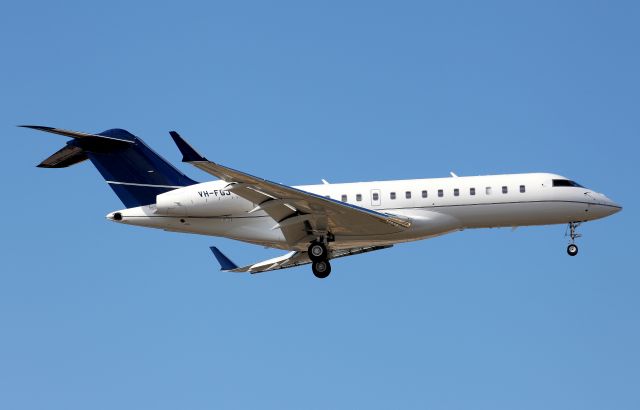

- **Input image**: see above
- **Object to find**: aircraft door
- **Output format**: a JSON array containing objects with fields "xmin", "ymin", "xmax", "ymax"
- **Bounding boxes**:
[{"xmin": 371, "ymin": 189, "xmax": 381, "ymax": 206}]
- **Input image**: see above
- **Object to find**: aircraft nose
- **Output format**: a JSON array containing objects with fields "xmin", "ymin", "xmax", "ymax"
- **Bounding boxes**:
[
  {"xmin": 586, "ymin": 191, "xmax": 621, "ymax": 218},
  {"xmin": 603, "ymin": 196, "xmax": 622, "ymax": 215},
  {"xmin": 610, "ymin": 200, "xmax": 622, "ymax": 213}
]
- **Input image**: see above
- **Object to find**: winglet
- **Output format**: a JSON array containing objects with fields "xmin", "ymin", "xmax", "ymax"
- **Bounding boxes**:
[
  {"xmin": 169, "ymin": 131, "xmax": 207, "ymax": 162},
  {"xmin": 209, "ymin": 246, "xmax": 239, "ymax": 271}
]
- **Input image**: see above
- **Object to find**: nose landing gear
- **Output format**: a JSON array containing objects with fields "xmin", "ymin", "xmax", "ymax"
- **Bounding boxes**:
[{"xmin": 566, "ymin": 222, "xmax": 582, "ymax": 256}]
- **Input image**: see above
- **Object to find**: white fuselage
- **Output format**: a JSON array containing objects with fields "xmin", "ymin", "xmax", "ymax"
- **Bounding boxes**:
[{"xmin": 108, "ymin": 173, "xmax": 621, "ymax": 250}]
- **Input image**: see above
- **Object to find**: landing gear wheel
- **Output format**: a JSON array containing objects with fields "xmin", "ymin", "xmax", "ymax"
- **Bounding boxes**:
[
  {"xmin": 565, "ymin": 222, "xmax": 582, "ymax": 257},
  {"xmin": 308, "ymin": 242, "xmax": 327, "ymax": 262},
  {"xmin": 312, "ymin": 260, "xmax": 331, "ymax": 279}
]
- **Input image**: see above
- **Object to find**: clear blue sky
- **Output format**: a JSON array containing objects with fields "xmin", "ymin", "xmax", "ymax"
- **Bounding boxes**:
[{"xmin": 1, "ymin": 1, "xmax": 638, "ymax": 409}]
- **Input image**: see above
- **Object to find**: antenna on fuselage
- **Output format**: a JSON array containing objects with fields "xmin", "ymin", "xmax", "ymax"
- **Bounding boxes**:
[{"xmin": 450, "ymin": 172, "xmax": 459, "ymax": 177}]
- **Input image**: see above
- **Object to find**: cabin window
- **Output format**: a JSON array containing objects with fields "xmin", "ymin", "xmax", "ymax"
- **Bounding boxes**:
[
  {"xmin": 454, "ymin": 188, "xmax": 460, "ymax": 196},
  {"xmin": 470, "ymin": 187, "xmax": 476, "ymax": 196},
  {"xmin": 405, "ymin": 191, "xmax": 411, "ymax": 199},
  {"xmin": 502, "ymin": 186, "xmax": 508, "ymax": 194},
  {"xmin": 520, "ymin": 185, "xmax": 526, "ymax": 193},
  {"xmin": 390, "ymin": 192, "xmax": 396, "ymax": 200},
  {"xmin": 553, "ymin": 179, "xmax": 584, "ymax": 188},
  {"xmin": 341, "ymin": 194, "xmax": 347, "ymax": 202},
  {"xmin": 438, "ymin": 189, "xmax": 444, "ymax": 197},
  {"xmin": 422, "ymin": 190, "xmax": 428, "ymax": 198},
  {"xmin": 325, "ymin": 195, "xmax": 331, "ymax": 199},
  {"xmin": 486, "ymin": 187, "xmax": 492, "ymax": 195},
  {"xmin": 356, "ymin": 194, "xmax": 362, "ymax": 202},
  {"xmin": 372, "ymin": 192, "xmax": 379, "ymax": 201}
]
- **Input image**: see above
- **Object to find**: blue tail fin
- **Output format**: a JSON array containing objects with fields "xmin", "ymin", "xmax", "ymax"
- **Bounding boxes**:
[{"xmin": 25, "ymin": 126, "xmax": 197, "ymax": 207}]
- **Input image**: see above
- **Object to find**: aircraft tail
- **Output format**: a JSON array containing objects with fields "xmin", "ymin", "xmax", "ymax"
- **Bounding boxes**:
[{"xmin": 24, "ymin": 125, "xmax": 197, "ymax": 207}]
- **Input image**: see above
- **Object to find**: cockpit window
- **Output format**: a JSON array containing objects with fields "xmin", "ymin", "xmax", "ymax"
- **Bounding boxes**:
[{"xmin": 552, "ymin": 179, "xmax": 584, "ymax": 188}]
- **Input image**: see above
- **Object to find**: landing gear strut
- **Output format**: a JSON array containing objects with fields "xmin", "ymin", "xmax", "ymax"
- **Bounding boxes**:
[{"xmin": 566, "ymin": 222, "xmax": 582, "ymax": 256}]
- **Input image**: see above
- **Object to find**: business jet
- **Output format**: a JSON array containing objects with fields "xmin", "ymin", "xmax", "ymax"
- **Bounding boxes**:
[{"xmin": 25, "ymin": 125, "xmax": 622, "ymax": 278}]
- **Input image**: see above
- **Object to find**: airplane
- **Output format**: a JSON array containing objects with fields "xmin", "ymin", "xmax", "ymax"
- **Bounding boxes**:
[{"xmin": 24, "ymin": 125, "xmax": 622, "ymax": 278}]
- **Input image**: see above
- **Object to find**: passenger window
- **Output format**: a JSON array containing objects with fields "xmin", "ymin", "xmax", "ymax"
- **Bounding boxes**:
[
  {"xmin": 438, "ymin": 189, "xmax": 444, "ymax": 197},
  {"xmin": 422, "ymin": 190, "xmax": 428, "ymax": 198},
  {"xmin": 486, "ymin": 187, "xmax": 492, "ymax": 195},
  {"xmin": 356, "ymin": 194, "xmax": 362, "ymax": 202},
  {"xmin": 390, "ymin": 192, "xmax": 396, "ymax": 200},
  {"xmin": 405, "ymin": 191, "xmax": 411, "ymax": 199},
  {"xmin": 520, "ymin": 185, "xmax": 525, "ymax": 193},
  {"xmin": 454, "ymin": 188, "xmax": 459, "ymax": 196},
  {"xmin": 325, "ymin": 195, "xmax": 330, "ymax": 199},
  {"xmin": 372, "ymin": 192, "xmax": 379, "ymax": 201},
  {"xmin": 341, "ymin": 194, "xmax": 347, "ymax": 202},
  {"xmin": 502, "ymin": 186, "xmax": 508, "ymax": 194},
  {"xmin": 470, "ymin": 187, "xmax": 476, "ymax": 196}
]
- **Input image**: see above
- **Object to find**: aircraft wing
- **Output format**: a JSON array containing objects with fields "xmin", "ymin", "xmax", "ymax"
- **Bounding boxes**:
[
  {"xmin": 170, "ymin": 132, "xmax": 411, "ymax": 246},
  {"xmin": 210, "ymin": 245, "xmax": 392, "ymax": 273}
]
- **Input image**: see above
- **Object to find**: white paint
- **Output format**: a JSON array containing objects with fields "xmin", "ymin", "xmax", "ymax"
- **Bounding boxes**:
[{"xmin": 109, "ymin": 172, "xmax": 621, "ymax": 254}]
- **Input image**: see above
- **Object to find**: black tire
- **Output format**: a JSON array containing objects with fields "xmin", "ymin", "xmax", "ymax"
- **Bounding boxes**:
[
  {"xmin": 308, "ymin": 242, "xmax": 327, "ymax": 262},
  {"xmin": 567, "ymin": 244, "xmax": 579, "ymax": 256},
  {"xmin": 312, "ymin": 260, "xmax": 331, "ymax": 279}
]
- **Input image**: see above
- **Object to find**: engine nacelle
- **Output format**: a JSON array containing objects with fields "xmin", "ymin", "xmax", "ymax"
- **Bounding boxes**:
[{"xmin": 155, "ymin": 181, "xmax": 249, "ymax": 216}]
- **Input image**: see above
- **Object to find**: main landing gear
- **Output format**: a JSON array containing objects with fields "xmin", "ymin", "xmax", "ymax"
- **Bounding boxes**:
[
  {"xmin": 566, "ymin": 222, "xmax": 582, "ymax": 256},
  {"xmin": 308, "ymin": 241, "xmax": 331, "ymax": 279},
  {"xmin": 308, "ymin": 242, "xmax": 328, "ymax": 262},
  {"xmin": 312, "ymin": 259, "xmax": 331, "ymax": 279}
]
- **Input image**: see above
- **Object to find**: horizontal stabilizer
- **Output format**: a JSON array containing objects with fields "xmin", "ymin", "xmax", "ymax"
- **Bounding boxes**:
[
  {"xmin": 20, "ymin": 125, "xmax": 135, "ymax": 144},
  {"xmin": 210, "ymin": 246, "xmax": 239, "ymax": 271},
  {"xmin": 37, "ymin": 144, "xmax": 88, "ymax": 168}
]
